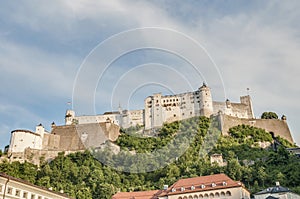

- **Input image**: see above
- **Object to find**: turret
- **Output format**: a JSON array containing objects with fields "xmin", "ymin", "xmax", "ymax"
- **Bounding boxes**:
[
  {"xmin": 240, "ymin": 95, "xmax": 254, "ymax": 118},
  {"xmin": 199, "ymin": 83, "xmax": 213, "ymax": 117},
  {"xmin": 65, "ymin": 110, "xmax": 75, "ymax": 125},
  {"xmin": 36, "ymin": 123, "xmax": 45, "ymax": 137}
]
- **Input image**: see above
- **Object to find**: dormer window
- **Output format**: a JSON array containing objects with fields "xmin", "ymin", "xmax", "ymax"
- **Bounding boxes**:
[
  {"xmin": 171, "ymin": 188, "xmax": 176, "ymax": 192},
  {"xmin": 212, "ymin": 183, "xmax": 216, "ymax": 187},
  {"xmin": 222, "ymin": 181, "xmax": 227, "ymax": 186},
  {"xmin": 191, "ymin": 185, "xmax": 195, "ymax": 190},
  {"xmin": 180, "ymin": 187, "xmax": 185, "ymax": 191},
  {"xmin": 201, "ymin": 184, "xmax": 205, "ymax": 189}
]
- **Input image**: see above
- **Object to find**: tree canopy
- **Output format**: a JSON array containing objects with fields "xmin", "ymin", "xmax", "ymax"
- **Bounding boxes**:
[{"xmin": 261, "ymin": 112, "xmax": 279, "ymax": 119}]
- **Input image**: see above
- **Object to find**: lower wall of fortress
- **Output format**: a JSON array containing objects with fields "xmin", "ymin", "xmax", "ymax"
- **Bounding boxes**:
[{"xmin": 218, "ymin": 114, "xmax": 294, "ymax": 143}]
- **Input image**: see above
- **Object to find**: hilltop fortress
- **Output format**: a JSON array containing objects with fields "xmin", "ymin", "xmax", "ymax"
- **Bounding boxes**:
[
  {"xmin": 66, "ymin": 83, "xmax": 254, "ymax": 129},
  {"xmin": 65, "ymin": 83, "xmax": 293, "ymax": 143},
  {"xmin": 7, "ymin": 83, "xmax": 294, "ymax": 164}
]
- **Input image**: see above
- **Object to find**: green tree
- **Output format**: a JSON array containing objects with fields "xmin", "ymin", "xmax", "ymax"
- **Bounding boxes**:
[{"xmin": 261, "ymin": 112, "xmax": 278, "ymax": 119}]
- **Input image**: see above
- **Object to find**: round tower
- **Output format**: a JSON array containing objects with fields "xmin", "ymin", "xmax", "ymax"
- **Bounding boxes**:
[
  {"xmin": 65, "ymin": 110, "xmax": 75, "ymax": 125},
  {"xmin": 199, "ymin": 83, "xmax": 213, "ymax": 117}
]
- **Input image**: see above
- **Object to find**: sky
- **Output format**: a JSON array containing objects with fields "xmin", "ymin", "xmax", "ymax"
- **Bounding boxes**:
[{"xmin": 0, "ymin": 0, "xmax": 300, "ymax": 149}]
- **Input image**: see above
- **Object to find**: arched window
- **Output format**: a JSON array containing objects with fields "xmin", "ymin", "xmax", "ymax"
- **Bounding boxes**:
[
  {"xmin": 183, "ymin": 196, "xmax": 188, "ymax": 199},
  {"xmin": 189, "ymin": 196, "xmax": 193, "ymax": 199},
  {"xmin": 199, "ymin": 194, "xmax": 203, "ymax": 198},
  {"xmin": 209, "ymin": 193, "xmax": 214, "ymax": 198},
  {"xmin": 226, "ymin": 191, "xmax": 231, "ymax": 196},
  {"xmin": 178, "ymin": 197, "xmax": 183, "ymax": 199},
  {"xmin": 220, "ymin": 192, "xmax": 225, "ymax": 197},
  {"xmin": 194, "ymin": 195, "xmax": 199, "ymax": 199},
  {"xmin": 204, "ymin": 193, "xmax": 209, "ymax": 198},
  {"xmin": 215, "ymin": 192, "xmax": 220, "ymax": 197}
]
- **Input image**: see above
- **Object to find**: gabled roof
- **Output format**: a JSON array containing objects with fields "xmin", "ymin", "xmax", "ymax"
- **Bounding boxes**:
[
  {"xmin": 255, "ymin": 186, "xmax": 290, "ymax": 195},
  {"xmin": 160, "ymin": 173, "xmax": 244, "ymax": 196},
  {"xmin": 112, "ymin": 190, "xmax": 162, "ymax": 199},
  {"xmin": 0, "ymin": 173, "xmax": 73, "ymax": 198}
]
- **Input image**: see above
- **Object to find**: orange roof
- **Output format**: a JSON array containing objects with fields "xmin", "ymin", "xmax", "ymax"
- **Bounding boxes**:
[
  {"xmin": 160, "ymin": 173, "xmax": 243, "ymax": 196},
  {"xmin": 113, "ymin": 174, "xmax": 244, "ymax": 198},
  {"xmin": 112, "ymin": 190, "xmax": 162, "ymax": 199}
]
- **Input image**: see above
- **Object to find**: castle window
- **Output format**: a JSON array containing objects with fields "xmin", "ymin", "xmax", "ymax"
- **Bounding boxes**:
[
  {"xmin": 156, "ymin": 100, "xmax": 159, "ymax": 103},
  {"xmin": 31, "ymin": 194, "xmax": 36, "ymax": 199},
  {"xmin": 38, "ymin": 196, "xmax": 42, "ymax": 199},
  {"xmin": 190, "ymin": 112, "xmax": 192, "ymax": 115},
  {"xmin": 174, "ymin": 114, "xmax": 176, "ymax": 117},
  {"xmin": 182, "ymin": 113, "xmax": 185, "ymax": 116}
]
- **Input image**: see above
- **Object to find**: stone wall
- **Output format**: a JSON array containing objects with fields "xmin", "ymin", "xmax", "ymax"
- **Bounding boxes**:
[{"xmin": 218, "ymin": 114, "xmax": 294, "ymax": 143}]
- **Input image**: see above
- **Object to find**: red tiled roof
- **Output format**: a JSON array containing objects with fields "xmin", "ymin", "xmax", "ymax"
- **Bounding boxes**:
[
  {"xmin": 112, "ymin": 190, "xmax": 162, "ymax": 199},
  {"xmin": 112, "ymin": 174, "xmax": 244, "ymax": 198},
  {"xmin": 160, "ymin": 173, "xmax": 242, "ymax": 196}
]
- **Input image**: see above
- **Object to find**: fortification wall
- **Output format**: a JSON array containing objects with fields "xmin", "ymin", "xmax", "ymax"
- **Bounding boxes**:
[{"xmin": 218, "ymin": 114, "xmax": 294, "ymax": 143}]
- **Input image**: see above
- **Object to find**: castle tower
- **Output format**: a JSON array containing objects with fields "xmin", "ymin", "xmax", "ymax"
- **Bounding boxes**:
[
  {"xmin": 65, "ymin": 110, "xmax": 75, "ymax": 125},
  {"xmin": 199, "ymin": 83, "xmax": 213, "ymax": 117},
  {"xmin": 152, "ymin": 93, "xmax": 163, "ymax": 128},
  {"xmin": 240, "ymin": 95, "xmax": 254, "ymax": 118}
]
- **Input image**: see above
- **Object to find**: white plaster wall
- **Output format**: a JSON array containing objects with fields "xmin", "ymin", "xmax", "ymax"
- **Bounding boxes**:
[{"xmin": 9, "ymin": 131, "xmax": 42, "ymax": 153}]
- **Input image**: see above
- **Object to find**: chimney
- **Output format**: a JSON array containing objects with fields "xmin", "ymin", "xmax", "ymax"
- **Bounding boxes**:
[{"xmin": 163, "ymin": 185, "xmax": 168, "ymax": 190}]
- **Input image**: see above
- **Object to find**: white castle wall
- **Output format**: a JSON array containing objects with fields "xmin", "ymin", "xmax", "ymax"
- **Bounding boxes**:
[{"xmin": 8, "ymin": 125, "xmax": 45, "ymax": 153}]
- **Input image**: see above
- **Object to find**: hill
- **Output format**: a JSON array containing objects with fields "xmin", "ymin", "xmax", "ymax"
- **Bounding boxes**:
[{"xmin": 0, "ymin": 116, "xmax": 299, "ymax": 199}]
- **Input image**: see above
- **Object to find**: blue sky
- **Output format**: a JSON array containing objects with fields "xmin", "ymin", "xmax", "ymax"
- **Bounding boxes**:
[{"xmin": 1, "ymin": 0, "xmax": 300, "ymax": 149}]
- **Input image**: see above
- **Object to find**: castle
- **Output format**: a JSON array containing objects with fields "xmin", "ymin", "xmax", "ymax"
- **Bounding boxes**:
[
  {"xmin": 65, "ymin": 83, "xmax": 254, "ymax": 129},
  {"xmin": 7, "ymin": 83, "xmax": 294, "ymax": 165},
  {"xmin": 63, "ymin": 82, "xmax": 294, "ymax": 143}
]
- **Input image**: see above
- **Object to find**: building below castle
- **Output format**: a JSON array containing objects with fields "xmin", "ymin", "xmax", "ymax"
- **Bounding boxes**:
[
  {"xmin": 112, "ymin": 173, "xmax": 250, "ymax": 199},
  {"xmin": 0, "ymin": 173, "xmax": 73, "ymax": 199}
]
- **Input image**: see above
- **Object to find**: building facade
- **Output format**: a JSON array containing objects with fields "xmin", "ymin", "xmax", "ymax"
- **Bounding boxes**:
[
  {"xmin": 113, "ymin": 174, "xmax": 250, "ymax": 199},
  {"xmin": 66, "ymin": 83, "xmax": 254, "ymax": 130},
  {"xmin": 0, "ymin": 173, "xmax": 73, "ymax": 199},
  {"xmin": 254, "ymin": 182, "xmax": 300, "ymax": 199}
]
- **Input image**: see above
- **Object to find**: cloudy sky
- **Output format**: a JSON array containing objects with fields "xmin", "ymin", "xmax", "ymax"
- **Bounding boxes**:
[{"xmin": 1, "ymin": 0, "xmax": 300, "ymax": 149}]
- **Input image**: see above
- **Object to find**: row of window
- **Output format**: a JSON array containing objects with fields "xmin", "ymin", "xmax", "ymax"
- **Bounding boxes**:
[
  {"xmin": 172, "ymin": 182, "xmax": 228, "ymax": 193},
  {"xmin": 0, "ymin": 184, "xmax": 51, "ymax": 199},
  {"xmin": 178, "ymin": 191, "xmax": 231, "ymax": 199}
]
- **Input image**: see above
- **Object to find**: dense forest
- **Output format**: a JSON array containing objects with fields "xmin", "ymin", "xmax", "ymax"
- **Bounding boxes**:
[{"xmin": 0, "ymin": 116, "xmax": 299, "ymax": 199}]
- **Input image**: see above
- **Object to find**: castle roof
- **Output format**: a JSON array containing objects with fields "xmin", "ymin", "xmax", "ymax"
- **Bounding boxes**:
[{"xmin": 11, "ymin": 129, "xmax": 40, "ymax": 136}]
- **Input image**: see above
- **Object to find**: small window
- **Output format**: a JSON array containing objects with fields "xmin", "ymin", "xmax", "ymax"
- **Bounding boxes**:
[
  {"xmin": 0, "ymin": 184, "xmax": 3, "ymax": 193},
  {"xmin": 23, "ymin": 192, "xmax": 28, "ymax": 198},
  {"xmin": 15, "ymin": 189, "xmax": 21, "ymax": 196},
  {"xmin": 38, "ymin": 196, "xmax": 42, "ymax": 199},
  {"xmin": 7, "ymin": 187, "xmax": 13, "ymax": 194},
  {"xmin": 31, "ymin": 194, "xmax": 36, "ymax": 199}
]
